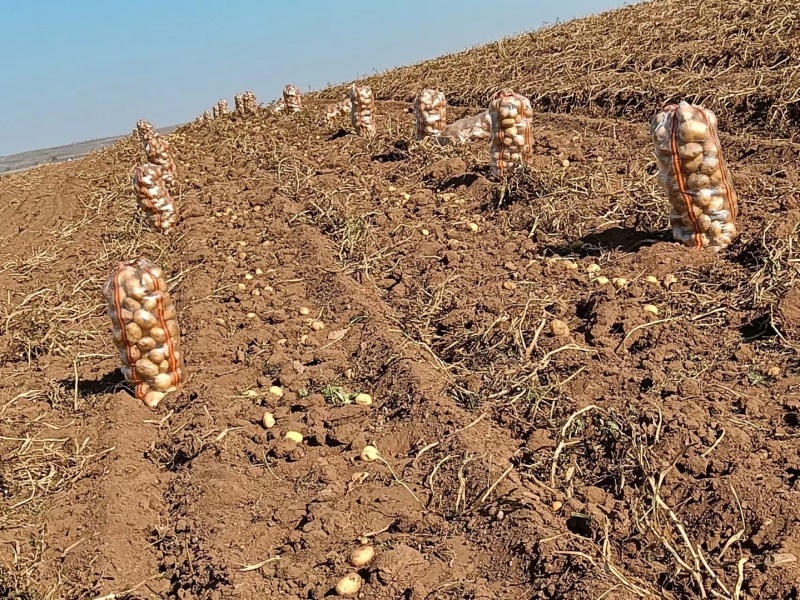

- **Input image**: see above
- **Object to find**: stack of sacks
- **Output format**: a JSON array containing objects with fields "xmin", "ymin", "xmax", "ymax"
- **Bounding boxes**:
[
  {"xmin": 414, "ymin": 89, "xmax": 447, "ymax": 140},
  {"xmin": 350, "ymin": 84, "xmax": 377, "ymax": 135},
  {"xmin": 103, "ymin": 258, "xmax": 187, "ymax": 408},
  {"xmin": 651, "ymin": 101, "xmax": 739, "ymax": 250},
  {"xmin": 133, "ymin": 164, "xmax": 178, "ymax": 233},
  {"xmin": 488, "ymin": 90, "xmax": 533, "ymax": 177}
]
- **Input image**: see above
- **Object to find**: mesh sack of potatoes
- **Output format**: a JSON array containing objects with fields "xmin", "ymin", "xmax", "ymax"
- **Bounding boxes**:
[
  {"xmin": 283, "ymin": 85, "xmax": 303, "ymax": 113},
  {"xmin": 437, "ymin": 111, "xmax": 492, "ymax": 144},
  {"xmin": 142, "ymin": 134, "xmax": 177, "ymax": 185},
  {"xmin": 414, "ymin": 88, "xmax": 447, "ymax": 140},
  {"xmin": 136, "ymin": 119, "xmax": 156, "ymax": 142},
  {"xmin": 322, "ymin": 97, "xmax": 352, "ymax": 122},
  {"xmin": 216, "ymin": 99, "xmax": 229, "ymax": 116},
  {"xmin": 270, "ymin": 97, "xmax": 286, "ymax": 115},
  {"xmin": 651, "ymin": 101, "xmax": 739, "ymax": 250},
  {"xmin": 243, "ymin": 91, "xmax": 257, "ymax": 113},
  {"xmin": 133, "ymin": 163, "xmax": 178, "ymax": 233},
  {"xmin": 350, "ymin": 84, "xmax": 376, "ymax": 135},
  {"xmin": 489, "ymin": 90, "xmax": 533, "ymax": 177},
  {"xmin": 203, "ymin": 110, "xmax": 212, "ymax": 120},
  {"xmin": 234, "ymin": 94, "xmax": 245, "ymax": 113},
  {"xmin": 103, "ymin": 258, "xmax": 187, "ymax": 408}
]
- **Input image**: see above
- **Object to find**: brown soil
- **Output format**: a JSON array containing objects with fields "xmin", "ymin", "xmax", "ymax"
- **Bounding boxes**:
[{"xmin": 2, "ymin": 78, "xmax": 800, "ymax": 600}]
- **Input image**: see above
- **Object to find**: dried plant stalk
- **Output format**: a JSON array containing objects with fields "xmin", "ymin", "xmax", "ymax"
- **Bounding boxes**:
[
  {"xmin": 414, "ymin": 88, "xmax": 447, "ymax": 140},
  {"xmin": 651, "ymin": 101, "xmax": 739, "ymax": 250},
  {"xmin": 103, "ymin": 258, "xmax": 187, "ymax": 408},
  {"xmin": 133, "ymin": 164, "xmax": 178, "ymax": 233},
  {"xmin": 489, "ymin": 90, "xmax": 533, "ymax": 177},
  {"xmin": 283, "ymin": 85, "xmax": 303, "ymax": 113},
  {"xmin": 350, "ymin": 84, "xmax": 376, "ymax": 135}
]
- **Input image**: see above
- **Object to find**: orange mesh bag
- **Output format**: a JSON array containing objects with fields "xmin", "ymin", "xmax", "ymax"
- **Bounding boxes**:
[
  {"xmin": 350, "ymin": 84, "xmax": 376, "ymax": 135},
  {"xmin": 142, "ymin": 134, "xmax": 177, "ymax": 185},
  {"xmin": 133, "ymin": 164, "xmax": 178, "ymax": 233},
  {"xmin": 136, "ymin": 119, "xmax": 156, "ymax": 142},
  {"xmin": 243, "ymin": 91, "xmax": 258, "ymax": 113},
  {"xmin": 651, "ymin": 101, "xmax": 739, "ymax": 250},
  {"xmin": 202, "ymin": 110, "xmax": 212, "ymax": 121},
  {"xmin": 414, "ymin": 89, "xmax": 447, "ymax": 140},
  {"xmin": 103, "ymin": 258, "xmax": 187, "ymax": 408},
  {"xmin": 234, "ymin": 94, "xmax": 245, "ymax": 113},
  {"xmin": 212, "ymin": 105, "xmax": 219, "ymax": 119},
  {"xmin": 216, "ymin": 99, "xmax": 229, "ymax": 116},
  {"xmin": 489, "ymin": 90, "xmax": 533, "ymax": 177},
  {"xmin": 283, "ymin": 85, "xmax": 303, "ymax": 113}
]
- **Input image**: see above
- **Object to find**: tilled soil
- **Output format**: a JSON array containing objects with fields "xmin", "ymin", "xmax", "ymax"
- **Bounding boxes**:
[{"xmin": 1, "ymin": 102, "xmax": 799, "ymax": 600}]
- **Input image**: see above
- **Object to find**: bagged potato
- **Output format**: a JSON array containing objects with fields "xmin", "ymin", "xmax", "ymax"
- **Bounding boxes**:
[
  {"xmin": 350, "ymin": 84, "xmax": 376, "ymax": 135},
  {"xmin": 216, "ymin": 99, "xmax": 229, "ymax": 116},
  {"xmin": 489, "ymin": 90, "xmax": 533, "ymax": 177},
  {"xmin": 142, "ymin": 134, "xmax": 177, "ymax": 185},
  {"xmin": 322, "ymin": 97, "xmax": 352, "ymax": 122},
  {"xmin": 136, "ymin": 119, "xmax": 156, "ymax": 142},
  {"xmin": 203, "ymin": 110, "xmax": 212, "ymax": 120},
  {"xmin": 243, "ymin": 90, "xmax": 258, "ymax": 113},
  {"xmin": 283, "ymin": 85, "xmax": 302, "ymax": 113},
  {"xmin": 414, "ymin": 89, "xmax": 447, "ymax": 140},
  {"xmin": 234, "ymin": 94, "xmax": 245, "ymax": 113},
  {"xmin": 651, "ymin": 101, "xmax": 739, "ymax": 250},
  {"xmin": 270, "ymin": 97, "xmax": 286, "ymax": 115},
  {"xmin": 133, "ymin": 163, "xmax": 178, "ymax": 233},
  {"xmin": 103, "ymin": 258, "xmax": 187, "ymax": 408},
  {"xmin": 437, "ymin": 111, "xmax": 491, "ymax": 144}
]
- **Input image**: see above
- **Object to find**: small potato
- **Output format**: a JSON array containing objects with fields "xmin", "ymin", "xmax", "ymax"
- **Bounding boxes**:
[
  {"xmin": 594, "ymin": 276, "xmax": 610, "ymax": 285},
  {"xmin": 143, "ymin": 390, "xmax": 166, "ymax": 408},
  {"xmin": 137, "ymin": 336, "xmax": 157, "ymax": 352},
  {"xmin": 135, "ymin": 359, "xmax": 160, "ymax": 379},
  {"xmin": 299, "ymin": 307, "xmax": 311, "ymax": 316},
  {"xmin": 269, "ymin": 385, "xmax": 284, "ymax": 398},
  {"xmin": 645, "ymin": 275, "xmax": 659, "ymax": 285},
  {"xmin": 150, "ymin": 327, "xmax": 167, "ymax": 343},
  {"xmin": 125, "ymin": 322, "xmax": 143, "ymax": 344},
  {"xmin": 354, "ymin": 393, "xmax": 372, "ymax": 406},
  {"xmin": 153, "ymin": 372, "xmax": 174, "ymax": 391},
  {"xmin": 285, "ymin": 431, "xmax": 303, "ymax": 443},
  {"xmin": 643, "ymin": 304, "xmax": 660, "ymax": 315},
  {"xmin": 468, "ymin": 222, "xmax": 479, "ymax": 233},
  {"xmin": 349, "ymin": 545, "xmax": 375, "ymax": 568},
  {"xmin": 550, "ymin": 320, "xmax": 570, "ymax": 337},
  {"xmin": 311, "ymin": 320, "xmax": 325, "ymax": 331},
  {"xmin": 262, "ymin": 412, "xmax": 276, "ymax": 428},
  {"xmin": 360, "ymin": 445, "xmax": 379, "ymax": 462},
  {"xmin": 335, "ymin": 572, "xmax": 363, "ymax": 597},
  {"xmin": 612, "ymin": 277, "xmax": 628, "ymax": 289}
]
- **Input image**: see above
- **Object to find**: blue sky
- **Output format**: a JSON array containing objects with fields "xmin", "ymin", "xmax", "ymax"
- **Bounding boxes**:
[{"xmin": 0, "ymin": 0, "xmax": 623, "ymax": 156}]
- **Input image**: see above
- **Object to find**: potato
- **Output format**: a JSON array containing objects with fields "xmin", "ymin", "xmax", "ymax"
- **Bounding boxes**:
[
  {"xmin": 360, "ymin": 445, "xmax": 379, "ymax": 462},
  {"xmin": 354, "ymin": 393, "xmax": 372, "ymax": 406},
  {"xmin": 285, "ymin": 431, "xmax": 303, "ymax": 444},
  {"xmin": 549, "ymin": 320, "xmax": 569, "ymax": 337},
  {"xmin": 262, "ymin": 412, "xmax": 276, "ymax": 428},
  {"xmin": 335, "ymin": 572, "xmax": 363, "ymax": 597},
  {"xmin": 349, "ymin": 545, "xmax": 375, "ymax": 568}
]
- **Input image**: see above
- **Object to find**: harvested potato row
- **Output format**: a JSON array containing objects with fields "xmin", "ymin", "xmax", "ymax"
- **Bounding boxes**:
[
  {"xmin": 282, "ymin": 85, "xmax": 303, "ymax": 113},
  {"xmin": 142, "ymin": 134, "xmax": 177, "ymax": 185},
  {"xmin": 489, "ymin": 90, "xmax": 533, "ymax": 177},
  {"xmin": 651, "ymin": 101, "xmax": 739, "ymax": 250},
  {"xmin": 437, "ymin": 111, "xmax": 492, "ymax": 144},
  {"xmin": 414, "ymin": 88, "xmax": 447, "ymax": 140},
  {"xmin": 103, "ymin": 258, "xmax": 187, "ymax": 408},
  {"xmin": 243, "ymin": 90, "xmax": 258, "ymax": 113},
  {"xmin": 350, "ymin": 84, "xmax": 376, "ymax": 135},
  {"xmin": 133, "ymin": 164, "xmax": 178, "ymax": 233},
  {"xmin": 322, "ymin": 97, "xmax": 353, "ymax": 122}
]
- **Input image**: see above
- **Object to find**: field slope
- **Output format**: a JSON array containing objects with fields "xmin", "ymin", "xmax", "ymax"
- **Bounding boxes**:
[{"xmin": 2, "ymin": 1, "xmax": 800, "ymax": 599}]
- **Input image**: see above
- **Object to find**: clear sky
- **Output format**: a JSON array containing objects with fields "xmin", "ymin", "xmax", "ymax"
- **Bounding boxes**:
[{"xmin": 0, "ymin": 0, "xmax": 623, "ymax": 157}]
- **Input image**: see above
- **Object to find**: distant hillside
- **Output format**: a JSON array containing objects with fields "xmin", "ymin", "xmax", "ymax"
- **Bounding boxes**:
[
  {"xmin": 0, "ymin": 125, "xmax": 180, "ymax": 175},
  {"xmin": 315, "ymin": 0, "xmax": 799, "ymax": 139}
]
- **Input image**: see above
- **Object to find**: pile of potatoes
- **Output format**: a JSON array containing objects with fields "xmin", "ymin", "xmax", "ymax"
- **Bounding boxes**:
[
  {"xmin": 350, "ymin": 84, "xmax": 377, "ymax": 135},
  {"xmin": 323, "ymin": 97, "xmax": 353, "ymax": 122},
  {"xmin": 437, "ymin": 110, "xmax": 492, "ymax": 144},
  {"xmin": 103, "ymin": 258, "xmax": 186, "ymax": 408},
  {"xmin": 414, "ymin": 88, "xmax": 447, "ymax": 140},
  {"xmin": 488, "ymin": 90, "xmax": 533, "ymax": 177},
  {"xmin": 650, "ymin": 101, "xmax": 739, "ymax": 250}
]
